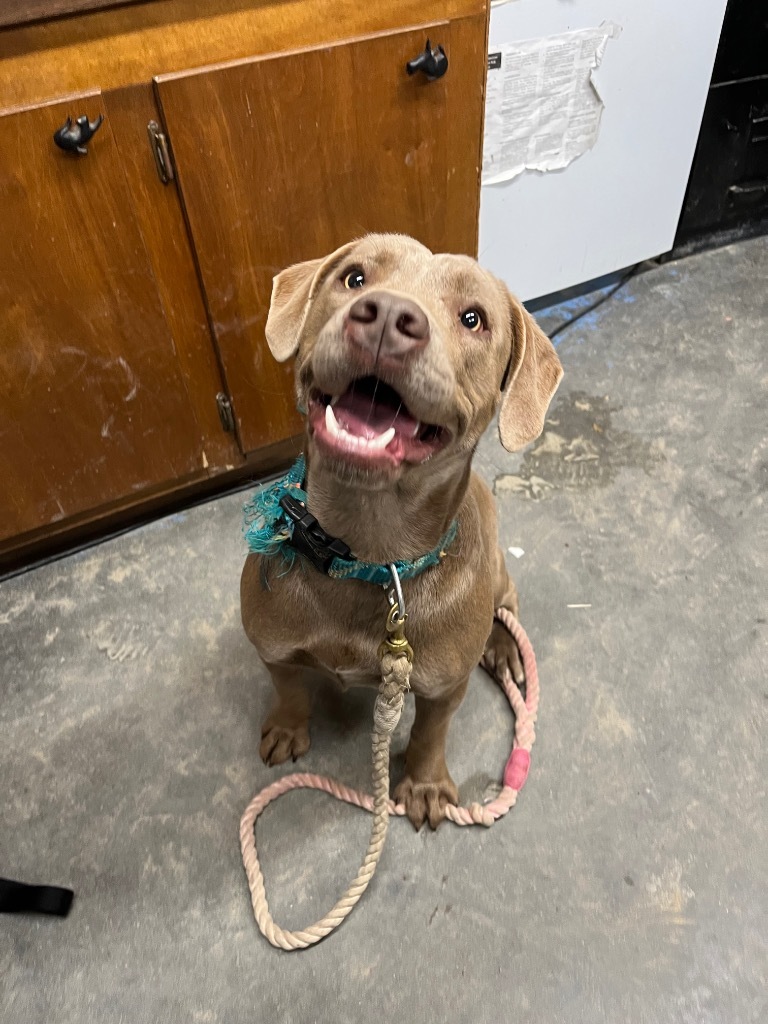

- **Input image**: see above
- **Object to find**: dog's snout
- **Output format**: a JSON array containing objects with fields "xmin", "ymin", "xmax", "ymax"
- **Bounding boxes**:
[{"xmin": 347, "ymin": 291, "xmax": 429, "ymax": 360}]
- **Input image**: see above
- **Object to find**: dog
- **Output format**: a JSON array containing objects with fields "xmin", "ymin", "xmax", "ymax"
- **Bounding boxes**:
[{"xmin": 241, "ymin": 234, "xmax": 563, "ymax": 829}]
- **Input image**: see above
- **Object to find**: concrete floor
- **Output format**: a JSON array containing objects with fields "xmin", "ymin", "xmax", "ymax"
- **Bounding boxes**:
[{"xmin": 2, "ymin": 237, "xmax": 766, "ymax": 1023}]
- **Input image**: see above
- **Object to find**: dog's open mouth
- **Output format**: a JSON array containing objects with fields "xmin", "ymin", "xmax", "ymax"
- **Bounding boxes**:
[{"xmin": 309, "ymin": 376, "xmax": 447, "ymax": 466}]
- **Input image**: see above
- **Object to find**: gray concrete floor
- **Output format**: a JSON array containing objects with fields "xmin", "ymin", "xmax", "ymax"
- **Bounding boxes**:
[{"xmin": 2, "ymin": 237, "xmax": 767, "ymax": 1024}]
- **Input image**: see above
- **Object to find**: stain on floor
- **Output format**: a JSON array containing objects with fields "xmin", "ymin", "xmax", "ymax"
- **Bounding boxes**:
[{"xmin": 495, "ymin": 391, "xmax": 665, "ymax": 498}]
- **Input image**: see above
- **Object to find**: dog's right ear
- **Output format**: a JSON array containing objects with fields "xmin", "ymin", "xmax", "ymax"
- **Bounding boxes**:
[{"xmin": 265, "ymin": 241, "xmax": 358, "ymax": 362}]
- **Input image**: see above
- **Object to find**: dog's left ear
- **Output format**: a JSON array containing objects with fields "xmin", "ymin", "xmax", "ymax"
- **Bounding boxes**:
[
  {"xmin": 265, "ymin": 241, "xmax": 358, "ymax": 362},
  {"xmin": 498, "ymin": 292, "xmax": 564, "ymax": 452}
]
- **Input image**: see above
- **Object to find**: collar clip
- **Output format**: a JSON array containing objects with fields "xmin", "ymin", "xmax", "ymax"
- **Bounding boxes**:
[{"xmin": 279, "ymin": 494, "xmax": 353, "ymax": 574}]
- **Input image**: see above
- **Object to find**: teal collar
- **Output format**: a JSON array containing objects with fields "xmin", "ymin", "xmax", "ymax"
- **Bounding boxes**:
[{"xmin": 243, "ymin": 455, "xmax": 458, "ymax": 586}]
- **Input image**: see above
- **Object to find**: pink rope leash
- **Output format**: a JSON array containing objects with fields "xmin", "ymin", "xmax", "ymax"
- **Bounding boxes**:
[{"xmin": 240, "ymin": 607, "xmax": 537, "ymax": 835}]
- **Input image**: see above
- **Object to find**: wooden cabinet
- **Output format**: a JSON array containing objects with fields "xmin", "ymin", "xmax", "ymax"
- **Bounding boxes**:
[
  {"xmin": 0, "ymin": 95, "xmax": 203, "ymax": 542},
  {"xmin": 0, "ymin": 0, "xmax": 488, "ymax": 566}
]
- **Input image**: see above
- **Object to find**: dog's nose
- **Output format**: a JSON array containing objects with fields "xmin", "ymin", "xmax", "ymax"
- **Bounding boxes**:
[{"xmin": 347, "ymin": 291, "xmax": 430, "ymax": 360}]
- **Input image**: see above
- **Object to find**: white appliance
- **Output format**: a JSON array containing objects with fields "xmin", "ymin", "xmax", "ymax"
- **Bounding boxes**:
[{"xmin": 479, "ymin": 0, "xmax": 729, "ymax": 301}]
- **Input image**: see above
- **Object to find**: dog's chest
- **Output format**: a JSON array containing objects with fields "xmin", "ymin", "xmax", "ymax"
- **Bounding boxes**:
[{"xmin": 309, "ymin": 631, "xmax": 381, "ymax": 690}]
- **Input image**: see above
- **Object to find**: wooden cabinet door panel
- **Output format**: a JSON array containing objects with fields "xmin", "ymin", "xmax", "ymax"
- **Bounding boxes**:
[
  {"xmin": 0, "ymin": 95, "xmax": 202, "ymax": 542},
  {"xmin": 155, "ymin": 15, "xmax": 486, "ymax": 454}
]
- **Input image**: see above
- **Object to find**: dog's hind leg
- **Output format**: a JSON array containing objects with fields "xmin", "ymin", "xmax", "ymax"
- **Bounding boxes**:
[{"xmin": 259, "ymin": 663, "xmax": 312, "ymax": 766}]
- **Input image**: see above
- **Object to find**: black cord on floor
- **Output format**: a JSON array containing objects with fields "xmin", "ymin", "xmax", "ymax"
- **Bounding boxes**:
[{"xmin": 547, "ymin": 265, "xmax": 640, "ymax": 341}]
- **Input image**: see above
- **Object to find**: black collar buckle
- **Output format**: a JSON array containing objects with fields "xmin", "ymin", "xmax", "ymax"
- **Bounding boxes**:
[{"xmin": 279, "ymin": 494, "xmax": 353, "ymax": 574}]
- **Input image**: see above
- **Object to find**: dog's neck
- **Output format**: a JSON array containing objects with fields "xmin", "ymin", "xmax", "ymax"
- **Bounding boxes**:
[{"xmin": 304, "ymin": 449, "xmax": 472, "ymax": 563}]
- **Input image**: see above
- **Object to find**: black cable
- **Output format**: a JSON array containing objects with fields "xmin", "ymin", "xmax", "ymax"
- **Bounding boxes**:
[
  {"xmin": 547, "ymin": 265, "xmax": 640, "ymax": 341},
  {"xmin": 0, "ymin": 877, "xmax": 74, "ymax": 916}
]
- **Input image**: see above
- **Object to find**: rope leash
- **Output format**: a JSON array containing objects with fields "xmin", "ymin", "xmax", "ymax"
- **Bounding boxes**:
[{"xmin": 240, "ymin": 606, "xmax": 538, "ymax": 950}]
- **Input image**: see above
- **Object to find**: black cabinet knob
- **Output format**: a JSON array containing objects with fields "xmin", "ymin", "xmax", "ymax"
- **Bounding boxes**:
[
  {"xmin": 406, "ymin": 39, "xmax": 448, "ymax": 82},
  {"xmin": 53, "ymin": 113, "xmax": 104, "ymax": 155}
]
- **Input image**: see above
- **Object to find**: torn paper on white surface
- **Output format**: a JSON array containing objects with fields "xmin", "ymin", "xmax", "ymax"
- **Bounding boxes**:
[
  {"xmin": 482, "ymin": 23, "xmax": 621, "ymax": 185},
  {"xmin": 507, "ymin": 546, "xmax": 525, "ymax": 559}
]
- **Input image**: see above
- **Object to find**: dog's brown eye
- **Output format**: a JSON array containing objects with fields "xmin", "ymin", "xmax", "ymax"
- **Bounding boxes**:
[
  {"xmin": 343, "ymin": 268, "xmax": 366, "ymax": 289},
  {"xmin": 460, "ymin": 308, "xmax": 485, "ymax": 332}
]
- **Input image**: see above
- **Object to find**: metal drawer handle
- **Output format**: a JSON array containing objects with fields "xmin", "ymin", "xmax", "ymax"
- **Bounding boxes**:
[
  {"xmin": 53, "ymin": 113, "xmax": 104, "ymax": 155},
  {"xmin": 406, "ymin": 39, "xmax": 448, "ymax": 81}
]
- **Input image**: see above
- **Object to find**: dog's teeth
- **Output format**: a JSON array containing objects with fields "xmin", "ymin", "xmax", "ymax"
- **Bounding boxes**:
[
  {"xmin": 330, "ymin": 396, "xmax": 340, "ymax": 407},
  {"xmin": 325, "ymin": 403, "xmax": 341, "ymax": 438},
  {"xmin": 325, "ymin": 404, "xmax": 396, "ymax": 452},
  {"xmin": 367, "ymin": 427, "xmax": 396, "ymax": 450},
  {"xmin": 412, "ymin": 422, "xmax": 421, "ymax": 439}
]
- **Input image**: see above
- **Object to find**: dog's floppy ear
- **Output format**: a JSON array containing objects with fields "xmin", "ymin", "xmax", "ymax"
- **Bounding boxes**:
[
  {"xmin": 498, "ymin": 292, "xmax": 563, "ymax": 452},
  {"xmin": 265, "ymin": 241, "xmax": 358, "ymax": 362}
]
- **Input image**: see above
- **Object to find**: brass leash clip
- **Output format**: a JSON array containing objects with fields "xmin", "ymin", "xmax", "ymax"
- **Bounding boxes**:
[
  {"xmin": 378, "ymin": 563, "xmax": 413, "ymax": 664},
  {"xmin": 378, "ymin": 602, "xmax": 414, "ymax": 664}
]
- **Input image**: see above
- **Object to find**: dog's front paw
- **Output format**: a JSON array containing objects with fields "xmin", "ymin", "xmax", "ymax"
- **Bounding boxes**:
[
  {"xmin": 394, "ymin": 773, "xmax": 459, "ymax": 831},
  {"xmin": 260, "ymin": 722, "xmax": 310, "ymax": 766},
  {"xmin": 483, "ymin": 618, "xmax": 525, "ymax": 686}
]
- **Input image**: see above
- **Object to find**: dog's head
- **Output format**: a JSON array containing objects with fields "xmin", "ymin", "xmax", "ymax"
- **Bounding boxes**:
[{"xmin": 266, "ymin": 234, "xmax": 562, "ymax": 485}]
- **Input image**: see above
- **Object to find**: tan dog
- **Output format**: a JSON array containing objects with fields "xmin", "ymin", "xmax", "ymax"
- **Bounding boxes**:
[{"xmin": 241, "ymin": 234, "xmax": 562, "ymax": 829}]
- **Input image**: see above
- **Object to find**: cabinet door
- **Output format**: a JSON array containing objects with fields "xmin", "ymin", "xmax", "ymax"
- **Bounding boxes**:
[
  {"xmin": 155, "ymin": 16, "xmax": 486, "ymax": 455},
  {"xmin": 0, "ymin": 95, "xmax": 202, "ymax": 543}
]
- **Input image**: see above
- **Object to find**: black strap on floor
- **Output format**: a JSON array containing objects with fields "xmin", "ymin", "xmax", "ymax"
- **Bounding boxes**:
[{"xmin": 0, "ymin": 877, "xmax": 74, "ymax": 916}]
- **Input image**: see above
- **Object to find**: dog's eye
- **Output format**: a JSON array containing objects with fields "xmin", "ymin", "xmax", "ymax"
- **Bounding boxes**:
[
  {"xmin": 343, "ymin": 268, "xmax": 366, "ymax": 289},
  {"xmin": 459, "ymin": 308, "xmax": 485, "ymax": 333}
]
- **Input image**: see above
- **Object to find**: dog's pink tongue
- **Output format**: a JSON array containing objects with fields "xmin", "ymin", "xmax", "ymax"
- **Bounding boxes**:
[{"xmin": 333, "ymin": 389, "xmax": 419, "ymax": 439}]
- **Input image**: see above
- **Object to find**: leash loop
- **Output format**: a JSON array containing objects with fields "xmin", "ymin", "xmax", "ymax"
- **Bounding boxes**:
[
  {"xmin": 240, "ymin": 608, "xmax": 538, "ymax": 950},
  {"xmin": 240, "ymin": 595, "xmax": 412, "ymax": 950}
]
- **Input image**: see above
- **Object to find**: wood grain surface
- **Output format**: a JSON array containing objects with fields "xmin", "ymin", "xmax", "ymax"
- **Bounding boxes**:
[
  {"xmin": 0, "ymin": 0, "xmax": 147, "ymax": 31},
  {"xmin": 0, "ymin": 0, "xmax": 485, "ymax": 112},
  {"xmin": 103, "ymin": 82, "xmax": 242, "ymax": 470},
  {"xmin": 0, "ymin": 95, "xmax": 202, "ymax": 540}
]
